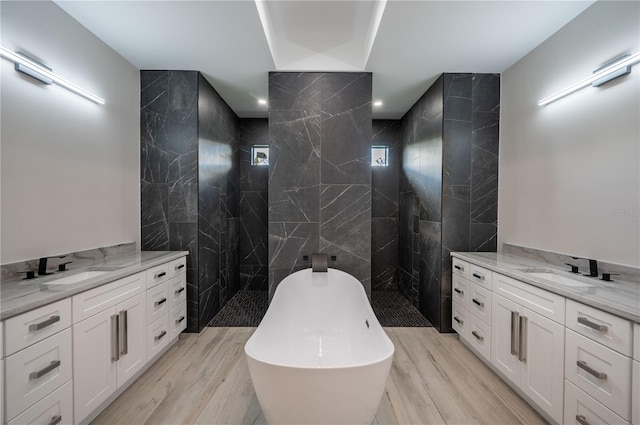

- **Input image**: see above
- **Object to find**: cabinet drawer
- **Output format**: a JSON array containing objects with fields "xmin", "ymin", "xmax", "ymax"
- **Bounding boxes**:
[
  {"xmin": 633, "ymin": 361, "xmax": 639, "ymax": 425},
  {"xmin": 468, "ymin": 313, "xmax": 491, "ymax": 363},
  {"xmin": 5, "ymin": 328, "xmax": 72, "ymax": 421},
  {"xmin": 452, "ymin": 274, "xmax": 469, "ymax": 309},
  {"xmin": 8, "ymin": 380, "xmax": 73, "ymax": 425},
  {"xmin": 567, "ymin": 299, "xmax": 633, "ymax": 356},
  {"xmin": 566, "ymin": 329, "xmax": 632, "ymax": 420},
  {"xmin": 564, "ymin": 380, "xmax": 628, "ymax": 425},
  {"xmin": 72, "ymin": 272, "xmax": 145, "ymax": 323},
  {"xmin": 493, "ymin": 272, "xmax": 565, "ymax": 324},
  {"xmin": 469, "ymin": 282, "xmax": 492, "ymax": 326},
  {"xmin": 5, "ymin": 299, "xmax": 71, "ymax": 356},
  {"xmin": 147, "ymin": 281, "xmax": 169, "ymax": 323},
  {"xmin": 452, "ymin": 301, "xmax": 468, "ymax": 340},
  {"xmin": 170, "ymin": 303, "xmax": 187, "ymax": 341},
  {"xmin": 469, "ymin": 264, "xmax": 492, "ymax": 290},
  {"xmin": 452, "ymin": 257, "xmax": 469, "ymax": 279},
  {"xmin": 147, "ymin": 314, "xmax": 170, "ymax": 361},
  {"xmin": 168, "ymin": 257, "xmax": 187, "ymax": 278},
  {"xmin": 168, "ymin": 274, "xmax": 187, "ymax": 310},
  {"xmin": 146, "ymin": 263, "xmax": 169, "ymax": 289}
]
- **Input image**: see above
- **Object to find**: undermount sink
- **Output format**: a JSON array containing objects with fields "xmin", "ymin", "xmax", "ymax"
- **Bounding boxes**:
[
  {"xmin": 522, "ymin": 270, "xmax": 594, "ymax": 288},
  {"xmin": 43, "ymin": 271, "xmax": 109, "ymax": 285}
]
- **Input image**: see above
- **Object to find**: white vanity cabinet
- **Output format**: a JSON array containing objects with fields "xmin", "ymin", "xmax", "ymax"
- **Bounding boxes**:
[
  {"xmin": 3, "ymin": 298, "xmax": 74, "ymax": 425},
  {"xmin": 1, "ymin": 322, "xmax": 4, "ymax": 425},
  {"xmin": 72, "ymin": 272, "xmax": 147, "ymax": 424},
  {"xmin": 491, "ymin": 274, "xmax": 565, "ymax": 425}
]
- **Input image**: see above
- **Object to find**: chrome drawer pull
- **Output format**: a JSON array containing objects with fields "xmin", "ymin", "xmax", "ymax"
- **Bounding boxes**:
[
  {"xmin": 453, "ymin": 316, "xmax": 463, "ymax": 325},
  {"xmin": 111, "ymin": 314, "xmax": 120, "ymax": 361},
  {"xmin": 29, "ymin": 360, "xmax": 61, "ymax": 379},
  {"xmin": 155, "ymin": 330, "xmax": 167, "ymax": 341},
  {"xmin": 576, "ymin": 415, "xmax": 591, "ymax": 425},
  {"xmin": 176, "ymin": 316, "xmax": 185, "ymax": 325},
  {"xmin": 518, "ymin": 316, "xmax": 527, "ymax": 362},
  {"xmin": 29, "ymin": 316, "xmax": 60, "ymax": 331},
  {"xmin": 577, "ymin": 317, "xmax": 607, "ymax": 332},
  {"xmin": 472, "ymin": 298, "xmax": 484, "ymax": 307},
  {"xmin": 175, "ymin": 264, "xmax": 185, "ymax": 271},
  {"xmin": 48, "ymin": 415, "xmax": 62, "ymax": 425},
  {"xmin": 154, "ymin": 271, "xmax": 167, "ymax": 279},
  {"xmin": 454, "ymin": 265, "xmax": 464, "ymax": 271},
  {"xmin": 119, "ymin": 310, "xmax": 128, "ymax": 356},
  {"xmin": 471, "ymin": 331, "xmax": 484, "ymax": 341},
  {"xmin": 472, "ymin": 273, "xmax": 485, "ymax": 280},
  {"xmin": 510, "ymin": 311, "xmax": 520, "ymax": 356},
  {"xmin": 454, "ymin": 288, "xmax": 463, "ymax": 295},
  {"xmin": 155, "ymin": 298, "xmax": 167, "ymax": 306},
  {"xmin": 577, "ymin": 360, "xmax": 607, "ymax": 380},
  {"xmin": 175, "ymin": 287, "xmax": 185, "ymax": 295}
]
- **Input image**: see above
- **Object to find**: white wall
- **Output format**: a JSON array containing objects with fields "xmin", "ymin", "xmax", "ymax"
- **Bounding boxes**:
[
  {"xmin": 1, "ymin": 1, "xmax": 140, "ymax": 264},
  {"xmin": 499, "ymin": 1, "xmax": 640, "ymax": 267}
]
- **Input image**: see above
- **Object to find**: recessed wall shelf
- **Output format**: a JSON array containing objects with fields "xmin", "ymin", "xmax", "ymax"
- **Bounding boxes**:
[
  {"xmin": 371, "ymin": 145, "xmax": 389, "ymax": 167},
  {"xmin": 251, "ymin": 145, "xmax": 269, "ymax": 166}
]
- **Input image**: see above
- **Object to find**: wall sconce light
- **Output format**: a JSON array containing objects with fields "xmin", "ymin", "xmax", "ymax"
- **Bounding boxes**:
[
  {"xmin": 538, "ymin": 51, "xmax": 640, "ymax": 106},
  {"xmin": 0, "ymin": 45, "xmax": 105, "ymax": 104}
]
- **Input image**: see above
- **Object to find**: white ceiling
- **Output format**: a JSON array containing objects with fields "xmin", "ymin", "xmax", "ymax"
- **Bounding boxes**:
[{"xmin": 54, "ymin": 0, "xmax": 595, "ymax": 119}]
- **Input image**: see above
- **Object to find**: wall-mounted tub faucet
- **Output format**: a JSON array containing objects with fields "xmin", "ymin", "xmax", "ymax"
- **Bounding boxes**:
[{"xmin": 312, "ymin": 254, "xmax": 328, "ymax": 272}]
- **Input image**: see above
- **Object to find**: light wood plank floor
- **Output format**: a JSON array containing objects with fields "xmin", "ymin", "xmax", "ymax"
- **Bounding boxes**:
[{"xmin": 92, "ymin": 327, "xmax": 546, "ymax": 425}]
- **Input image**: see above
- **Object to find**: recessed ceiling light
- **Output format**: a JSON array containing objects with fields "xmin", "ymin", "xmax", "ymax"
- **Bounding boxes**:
[
  {"xmin": 373, "ymin": 100, "xmax": 383, "ymax": 107},
  {"xmin": 258, "ymin": 98, "xmax": 267, "ymax": 105}
]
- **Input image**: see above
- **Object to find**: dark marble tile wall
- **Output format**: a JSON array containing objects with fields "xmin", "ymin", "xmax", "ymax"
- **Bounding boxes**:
[
  {"xmin": 372, "ymin": 120, "xmax": 401, "ymax": 291},
  {"xmin": 238, "ymin": 119, "xmax": 269, "ymax": 291},
  {"xmin": 141, "ymin": 71, "xmax": 240, "ymax": 332},
  {"xmin": 268, "ymin": 72, "xmax": 372, "ymax": 297},
  {"xmin": 398, "ymin": 73, "xmax": 499, "ymax": 332}
]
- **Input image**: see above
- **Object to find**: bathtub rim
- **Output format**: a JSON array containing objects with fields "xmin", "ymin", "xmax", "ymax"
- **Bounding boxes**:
[{"xmin": 244, "ymin": 267, "xmax": 395, "ymax": 370}]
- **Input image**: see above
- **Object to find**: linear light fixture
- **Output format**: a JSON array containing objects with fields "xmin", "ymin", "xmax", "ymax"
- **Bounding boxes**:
[
  {"xmin": 538, "ymin": 52, "xmax": 640, "ymax": 106},
  {"xmin": 0, "ymin": 45, "xmax": 105, "ymax": 104}
]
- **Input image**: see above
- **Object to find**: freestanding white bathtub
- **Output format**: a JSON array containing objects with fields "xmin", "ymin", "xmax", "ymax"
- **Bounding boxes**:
[{"xmin": 245, "ymin": 268, "xmax": 394, "ymax": 425}]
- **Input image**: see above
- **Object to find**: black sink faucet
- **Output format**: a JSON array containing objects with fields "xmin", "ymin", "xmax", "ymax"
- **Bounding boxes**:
[
  {"xmin": 572, "ymin": 256, "xmax": 598, "ymax": 277},
  {"xmin": 38, "ymin": 255, "xmax": 66, "ymax": 276}
]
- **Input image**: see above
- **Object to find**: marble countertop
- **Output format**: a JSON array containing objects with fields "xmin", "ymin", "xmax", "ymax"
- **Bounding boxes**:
[
  {"xmin": 0, "ymin": 250, "xmax": 188, "ymax": 321},
  {"xmin": 451, "ymin": 252, "xmax": 640, "ymax": 323}
]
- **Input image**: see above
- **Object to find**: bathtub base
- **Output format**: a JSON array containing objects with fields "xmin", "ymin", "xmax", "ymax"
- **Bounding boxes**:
[{"xmin": 247, "ymin": 356, "xmax": 392, "ymax": 425}]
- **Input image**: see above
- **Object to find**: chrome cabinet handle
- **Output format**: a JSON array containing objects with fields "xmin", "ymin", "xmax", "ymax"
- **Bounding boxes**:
[
  {"xmin": 454, "ymin": 265, "xmax": 464, "ymax": 271},
  {"xmin": 29, "ymin": 360, "xmax": 61, "ymax": 379},
  {"xmin": 155, "ymin": 298, "xmax": 167, "ymax": 306},
  {"xmin": 176, "ymin": 316, "xmax": 185, "ymax": 325},
  {"xmin": 577, "ymin": 360, "xmax": 607, "ymax": 380},
  {"xmin": 472, "ymin": 273, "xmax": 485, "ymax": 280},
  {"xmin": 119, "ymin": 310, "xmax": 128, "ymax": 356},
  {"xmin": 154, "ymin": 271, "xmax": 166, "ymax": 279},
  {"xmin": 510, "ymin": 311, "xmax": 520, "ymax": 356},
  {"xmin": 471, "ymin": 330, "xmax": 484, "ymax": 341},
  {"xmin": 29, "ymin": 315, "xmax": 60, "ymax": 331},
  {"xmin": 111, "ymin": 314, "xmax": 120, "ymax": 361},
  {"xmin": 453, "ymin": 316, "xmax": 463, "ymax": 325},
  {"xmin": 472, "ymin": 298, "xmax": 484, "ymax": 307},
  {"xmin": 155, "ymin": 330, "xmax": 167, "ymax": 341},
  {"xmin": 518, "ymin": 316, "xmax": 527, "ymax": 362},
  {"xmin": 576, "ymin": 415, "xmax": 591, "ymax": 425},
  {"xmin": 454, "ymin": 288, "xmax": 463, "ymax": 295},
  {"xmin": 577, "ymin": 316, "xmax": 608, "ymax": 332},
  {"xmin": 175, "ymin": 264, "xmax": 185, "ymax": 271},
  {"xmin": 175, "ymin": 287, "xmax": 185, "ymax": 295},
  {"xmin": 47, "ymin": 415, "xmax": 62, "ymax": 425}
]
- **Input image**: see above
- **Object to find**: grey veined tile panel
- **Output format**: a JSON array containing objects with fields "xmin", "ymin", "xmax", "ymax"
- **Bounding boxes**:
[
  {"xmin": 472, "ymin": 73, "xmax": 501, "ymax": 113},
  {"xmin": 268, "ymin": 222, "xmax": 319, "ymax": 270},
  {"xmin": 372, "ymin": 218, "xmax": 399, "ymax": 291},
  {"xmin": 239, "ymin": 192, "xmax": 268, "ymax": 266},
  {"xmin": 269, "ymin": 72, "xmax": 322, "ymax": 112},
  {"xmin": 471, "ymin": 144, "xmax": 498, "ymax": 225}
]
